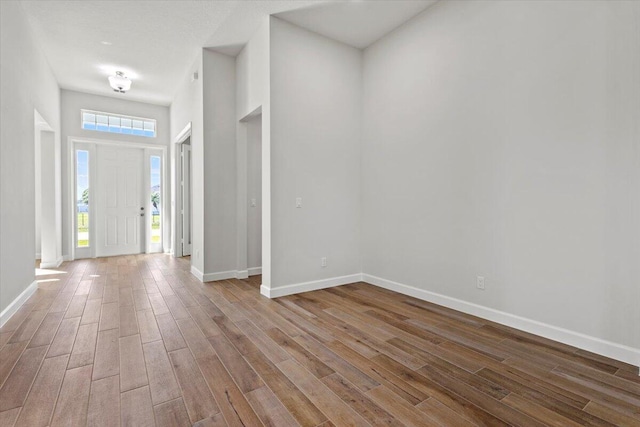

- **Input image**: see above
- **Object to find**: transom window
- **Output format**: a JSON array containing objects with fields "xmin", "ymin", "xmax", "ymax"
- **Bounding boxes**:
[{"xmin": 81, "ymin": 109, "xmax": 156, "ymax": 138}]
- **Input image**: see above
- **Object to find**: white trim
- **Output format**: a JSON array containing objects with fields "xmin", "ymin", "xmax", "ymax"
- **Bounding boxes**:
[
  {"xmin": 40, "ymin": 256, "xmax": 63, "ymax": 269},
  {"xmin": 248, "ymin": 267, "xmax": 262, "ymax": 276},
  {"xmin": 63, "ymin": 255, "xmax": 73, "ymax": 262},
  {"xmin": 0, "ymin": 280, "xmax": 38, "ymax": 328},
  {"xmin": 260, "ymin": 273, "xmax": 363, "ymax": 299},
  {"xmin": 68, "ymin": 137, "xmax": 167, "ymax": 260},
  {"xmin": 68, "ymin": 136, "xmax": 167, "ymax": 151},
  {"xmin": 190, "ymin": 265, "xmax": 204, "ymax": 282},
  {"xmin": 190, "ymin": 267, "xmax": 253, "ymax": 282},
  {"xmin": 174, "ymin": 122, "xmax": 192, "ymax": 144},
  {"xmin": 203, "ymin": 270, "xmax": 244, "ymax": 282},
  {"xmin": 173, "ymin": 123, "xmax": 192, "ymax": 259},
  {"xmin": 362, "ymin": 273, "xmax": 640, "ymax": 368},
  {"xmin": 35, "ymin": 252, "xmax": 41, "ymax": 260}
]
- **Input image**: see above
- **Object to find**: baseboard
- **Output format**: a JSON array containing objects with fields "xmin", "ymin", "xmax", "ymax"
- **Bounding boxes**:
[
  {"xmin": 0, "ymin": 280, "xmax": 38, "ymax": 328},
  {"xmin": 63, "ymin": 255, "xmax": 73, "ymax": 262},
  {"xmin": 261, "ymin": 273, "xmax": 363, "ymax": 299},
  {"xmin": 362, "ymin": 273, "xmax": 640, "ymax": 368},
  {"xmin": 190, "ymin": 265, "xmax": 204, "ymax": 281},
  {"xmin": 190, "ymin": 266, "xmax": 252, "ymax": 282},
  {"xmin": 248, "ymin": 267, "xmax": 262, "ymax": 276},
  {"xmin": 40, "ymin": 256, "xmax": 63, "ymax": 269}
]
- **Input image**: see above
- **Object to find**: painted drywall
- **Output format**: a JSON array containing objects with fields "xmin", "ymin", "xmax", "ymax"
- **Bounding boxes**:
[
  {"xmin": 362, "ymin": 0, "xmax": 640, "ymax": 349},
  {"xmin": 170, "ymin": 54, "xmax": 204, "ymax": 273},
  {"xmin": 202, "ymin": 49, "xmax": 238, "ymax": 276},
  {"xmin": 236, "ymin": 19, "xmax": 270, "ymax": 121},
  {"xmin": 60, "ymin": 90, "xmax": 171, "ymax": 258},
  {"xmin": 35, "ymin": 130, "xmax": 42, "ymax": 259},
  {"xmin": 247, "ymin": 115, "xmax": 262, "ymax": 271},
  {"xmin": 0, "ymin": 1, "xmax": 61, "ymax": 314},
  {"xmin": 269, "ymin": 18, "xmax": 362, "ymax": 289},
  {"xmin": 236, "ymin": 20, "xmax": 272, "ymax": 284}
]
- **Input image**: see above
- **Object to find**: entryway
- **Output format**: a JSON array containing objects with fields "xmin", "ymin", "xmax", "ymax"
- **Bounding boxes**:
[{"xmin": 71, "ymin": 139, "xmax": 165, "ymax": 259}]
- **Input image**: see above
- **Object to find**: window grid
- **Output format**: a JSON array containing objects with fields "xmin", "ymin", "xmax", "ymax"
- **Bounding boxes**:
[{"xmin": 81, "ymin": 109, "xmax": 156, "ymax": 138}]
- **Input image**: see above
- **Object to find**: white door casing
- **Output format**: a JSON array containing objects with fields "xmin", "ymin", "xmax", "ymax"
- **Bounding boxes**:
[{"xmin": 181, "ymin": 143, "xmax": 192, "ymax": 256}]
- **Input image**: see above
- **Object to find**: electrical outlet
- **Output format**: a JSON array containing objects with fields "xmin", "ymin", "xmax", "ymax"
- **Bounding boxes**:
[
  {"xmin": 477, "ymin": 276, "xmax": 485, "ymax": 290},
  {"xmin": 250, "ymin": 198, "xmax": 256, "ymax": 207},
  {"xmin": 321, "ymin": 257, "xmax": 327, "ymax": 268},
  {"xmin": 296, "ymin": 197, "xmax": 303, "ymax": 208}
]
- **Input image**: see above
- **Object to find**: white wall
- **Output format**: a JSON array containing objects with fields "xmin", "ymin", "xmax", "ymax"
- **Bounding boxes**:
[
  {"xmin": 35, "ymin": 131, "xmax": 42, "ymax": 259},
  {"xmin": 0, "ymin": 1, "xmax": 61, "ymax": 314},
  {"xmin": 236, "ymin": 19, "xmax": 270, "ymax": 121},
  {"xmin": 61, "ymin": 90, "xmax": 171, "ymax": 257},
  {"xmin": 202, "ymin": 49, "xmax": 238, "ymax": 276},
  {"xmin": 170, "ymin": 50, "xmax": 239, "ymax": 280},
  {"xmin": 362, "ymin": 0, "xmax": 640, "ymax": 352},
  {"xmin": 269, "ymin": 18, "xmax": 362, "ymax": 290},
  {"xmin": 247, "ymin": 115, "xmax": 262, "ymax": 271},
  {"xmin": 170, "ymin": 54, "xmax": 204, "ymax": 272},
  {"xmin": 236, "ymin": 19, "xmax": 272, "ymax": 284}
]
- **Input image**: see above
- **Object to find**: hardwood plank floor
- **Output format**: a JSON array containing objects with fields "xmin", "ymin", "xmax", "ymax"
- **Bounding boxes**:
[{"xmin": 0, "ymin": 254, "xmax": 638, "ymax": 426}]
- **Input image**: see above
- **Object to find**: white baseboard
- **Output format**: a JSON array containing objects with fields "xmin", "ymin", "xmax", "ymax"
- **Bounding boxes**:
[
  {"xmin": 190, "ymin": 266, "xmax": 252, "ymax": 282},
  {"xmin": 0, "ymin": 280, "xmax": 38, "ymax": 328},
  {"xmin": 362, "ymin": 273, "xmax": 640, "ymax": 368},
  {"xmin": 248, "ymin": 267, "xmax": 262, "ymax": 276},
  {"xmin": 190, "ymin": 265, "xmax": 204, "ymax": 281},
  {"xmin": 40, "ymin": 256, "xmax": 63, "ymax": 269},
  {"xmin": 203, "ymin": 270, "xmax": 242, "ymax": 281},
  {"xmin": 261, "ymin": 273, "xmax": 363, "ymax": 299},
  {"xmin": 63, "ymin": 255, "xmax": 73, "ymax": 261}
]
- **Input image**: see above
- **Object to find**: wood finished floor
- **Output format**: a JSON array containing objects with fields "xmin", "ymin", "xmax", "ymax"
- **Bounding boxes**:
[{"xmin": 0, "ymin": 255, "xmax": 638, "ymax": 427}]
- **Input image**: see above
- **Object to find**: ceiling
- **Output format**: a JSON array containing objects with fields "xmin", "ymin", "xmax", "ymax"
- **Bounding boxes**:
[
  {"xmin": 276, "ymin": 1, "xmax": 437, "ymax": 49},
  {"xmin": 20, "ymin": 0, "xmax": 436, "ymax": 106}
]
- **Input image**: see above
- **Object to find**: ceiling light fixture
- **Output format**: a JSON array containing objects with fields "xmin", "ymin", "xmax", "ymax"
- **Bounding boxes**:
[{"xmin": 108, "ymin": 71, "xmax": 131, "ymax": 93}]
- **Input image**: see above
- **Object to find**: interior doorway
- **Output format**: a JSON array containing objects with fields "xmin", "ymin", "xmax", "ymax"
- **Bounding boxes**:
[
  {"xmin": 246, "ymin": 114, "xmax": 262, "ymax": 276},
  {"xmin": 34, "ymin": 110, "xmax": 62, "ymax": 269},
  {"xmin": 180, "ymin": 138, "xmax": 192, "ymax": 257},
  {"xmin": 173, "ymin": 122, "xmax": 192, "ymax": 259}
]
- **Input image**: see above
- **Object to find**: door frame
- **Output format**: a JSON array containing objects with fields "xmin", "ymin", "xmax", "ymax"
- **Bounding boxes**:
[
  {"xmin": 35, "ymin": 109, "xmax": 62, "ymax": 268},
  {"xmin": 172, "ymin": 122, "xmax": 191, "ymax": 258},
  {"xmin": 67, "ymin": 136, "xmax": 167, "ymax": 260}
]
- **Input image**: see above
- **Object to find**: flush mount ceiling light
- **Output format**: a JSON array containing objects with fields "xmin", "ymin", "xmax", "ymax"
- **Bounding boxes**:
[{"xmin": 108, "ymin": 71, "xmax": 131, "ymax": 93}]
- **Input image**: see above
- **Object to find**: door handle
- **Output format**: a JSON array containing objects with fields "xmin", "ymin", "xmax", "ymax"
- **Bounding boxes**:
[{"xmin": 140, "ymin": 213, "xmax": 145, "ymax": 216}]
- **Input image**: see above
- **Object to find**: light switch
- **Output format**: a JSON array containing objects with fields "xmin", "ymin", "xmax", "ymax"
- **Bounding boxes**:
[
  {"xmin": 296, "ymin": 197, "xmax": 302, "ymax": 208},
  {"xmin": 250, "ymin": 198, "xmax": 256, "ymax": 207}
]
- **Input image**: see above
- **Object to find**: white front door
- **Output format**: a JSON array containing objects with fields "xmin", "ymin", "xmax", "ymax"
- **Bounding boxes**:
[{"xmin": 96, "ymin": 145, "xmax": 144, "ymax": 257}]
